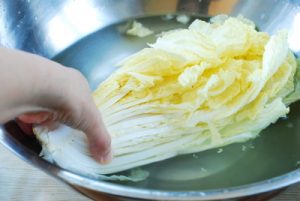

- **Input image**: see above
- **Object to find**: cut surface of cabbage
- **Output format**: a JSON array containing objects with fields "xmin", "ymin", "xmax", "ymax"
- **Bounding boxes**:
[{"xmin": 34, "ymin": 16, "xmax": 299, "ymax": 178}]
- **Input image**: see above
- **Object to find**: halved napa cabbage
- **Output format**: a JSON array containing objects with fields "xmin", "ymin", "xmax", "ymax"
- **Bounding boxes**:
[{"xmin": 34, "ymin": 16, "xmax": 299, "ymax": 179}]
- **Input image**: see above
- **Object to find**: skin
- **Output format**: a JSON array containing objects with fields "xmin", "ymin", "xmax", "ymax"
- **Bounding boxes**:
[{"xmin": 0, "ymin": 47, "xmax": 112, "ymax": 164}]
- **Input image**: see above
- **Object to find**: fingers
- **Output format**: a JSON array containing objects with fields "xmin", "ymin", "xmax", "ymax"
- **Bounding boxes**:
[
  {"xmin": 86, "ymin": 118, "xmax": 112, "ymax": 164},
  {"xmin": 17, "ymin": 112, "xmax": 51, "ymax": 135},
  {"xmin": 17, "ymin": 112, "xmax": 59, "ymax": 134},
  {"xmin": 18, "ymin": 112, "xmax": 50, "ymax": 124},
  {"xmin": 16, "ymin": 118, "xmax": 33, "ymax": 135},
  {"xmin": 0, "ymin": 48, "xmax": 112, "ymax": 165},
  {"xmin": 61, "ymin": 68, "xmax": 112, "ymax": 164},
  {"xmin": 78, "ymin": 102, "xmax": 112, "ymax": 164},
  {"xmin": 18, "ymin": 67, "xmax": 113, "ymax": 165}
]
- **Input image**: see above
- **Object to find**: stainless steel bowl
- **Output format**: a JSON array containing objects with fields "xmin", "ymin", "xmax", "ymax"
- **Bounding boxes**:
[{"xmin": 1, "ymin": 0, "xmax": 300, "ymax": 200}]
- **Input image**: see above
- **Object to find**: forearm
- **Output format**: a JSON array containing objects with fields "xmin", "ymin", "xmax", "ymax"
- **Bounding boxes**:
[{"xmin": 0, "ymin": 48, "xmax": 66, "ymax": 123}]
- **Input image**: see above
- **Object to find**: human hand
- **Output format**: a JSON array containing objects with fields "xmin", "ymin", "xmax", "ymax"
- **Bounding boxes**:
[{"xmin": 0, "ymin": 48, "xmax": 111, "ymax": 164}]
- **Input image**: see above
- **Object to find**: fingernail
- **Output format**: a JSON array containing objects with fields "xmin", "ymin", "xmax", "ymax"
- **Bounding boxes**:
[{"xmin": 99, "ymin": 150, "xmax": 113, "ymax": 164}]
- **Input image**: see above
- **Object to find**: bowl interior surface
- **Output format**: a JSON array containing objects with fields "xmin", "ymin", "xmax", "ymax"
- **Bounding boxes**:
[{"xmin": 53, "ymin": 14, "xmax": 300, "ymax": 191}]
